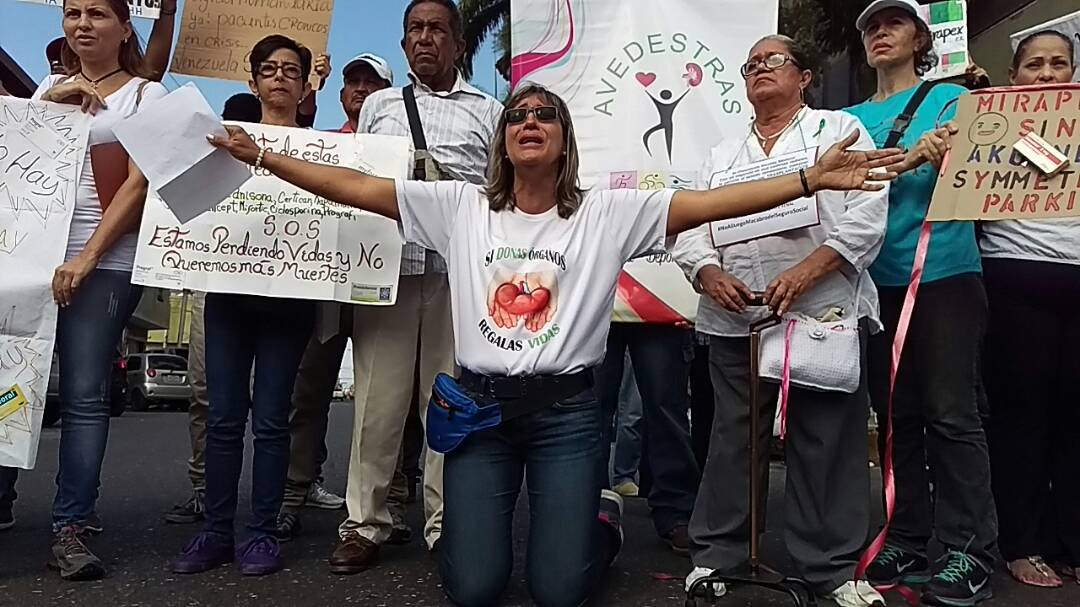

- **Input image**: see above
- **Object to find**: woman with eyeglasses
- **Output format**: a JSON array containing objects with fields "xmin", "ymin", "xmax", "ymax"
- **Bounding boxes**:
[
  {"xmin": 844, "ymin": 1, "xmax": 997, "ymax": 605},
  {"xmin": 673, "ymin": 35, "xmax": 888, "ymax": 607},
  {"xmin": 171, "ymin": 34, "xmax": 317, "ymax": 578},
  {"xmin": 206, "ymin": 78, "xmax": 900, "ymax": 603},
  {"xmin": 21, "ymin": 0, "xmax": 168, "ymax": 582}
]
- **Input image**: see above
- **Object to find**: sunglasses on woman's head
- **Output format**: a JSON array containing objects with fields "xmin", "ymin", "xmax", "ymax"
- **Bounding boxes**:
[
  {"xmin": 257, "ymin": 62, "xmax": 303, "ymax": 80},
  {"xmin": 740, "ymin": 53, "xmax": 799, "ymax": 78},
  {"xmin": 505, "ymin": 106, "xmax": 559, "ymax": 125}
]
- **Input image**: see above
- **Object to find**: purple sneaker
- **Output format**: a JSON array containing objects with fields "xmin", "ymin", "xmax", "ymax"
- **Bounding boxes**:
[
  {"xmin": 173, "ymin": 531, "xmax": 234, "ymax": 574},
  {"xmin": 237, "ymin": 533, "xmax": 282, "ymax": 576}
]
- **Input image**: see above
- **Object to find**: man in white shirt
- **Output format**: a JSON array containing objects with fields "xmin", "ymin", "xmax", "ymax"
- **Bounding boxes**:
[
  {"xmin": 274, "ymin": 53, "xmax": 396, "ymax": 543},
  {"xmin": 328, "ymin": 0, "xmax": 503, "ymax": 575}
]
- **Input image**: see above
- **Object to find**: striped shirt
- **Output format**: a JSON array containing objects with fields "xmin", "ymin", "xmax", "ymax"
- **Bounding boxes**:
[{"xmin": 357, "ymin": 72, "xmax": 503, "ymax": 275}]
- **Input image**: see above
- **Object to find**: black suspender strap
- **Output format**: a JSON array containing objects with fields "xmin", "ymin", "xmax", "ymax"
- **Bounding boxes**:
[{"xmin": 884, "ymin": 81, "xmax": 940, "ymax": 149}]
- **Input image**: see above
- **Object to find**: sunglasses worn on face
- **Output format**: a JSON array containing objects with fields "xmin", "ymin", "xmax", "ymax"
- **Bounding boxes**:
[
  {"xmin": 258, "ymin": 62, "xmax": 303, "ymax": 80},
  {"xmin": 740, "ymin": 53, "xmax": 799, "ymax": 78},
  {"xmin": 505, "ymin": 106, "xmax": 559, "ymax": 124}
]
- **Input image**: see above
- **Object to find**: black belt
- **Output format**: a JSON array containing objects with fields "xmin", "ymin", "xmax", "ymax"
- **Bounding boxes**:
[{"xmin": 459, "ymin": 369, "xmax": 594, "ymax": 421}]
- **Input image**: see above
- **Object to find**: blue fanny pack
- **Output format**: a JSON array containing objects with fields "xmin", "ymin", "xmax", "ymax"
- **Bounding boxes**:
[
  {"xmin": 426, "ymin": 370, "xmax": 593, "ymax": 454},
  {"xmin": 426, "ymin": 373, "xmax": 503, "ymax": 454}
]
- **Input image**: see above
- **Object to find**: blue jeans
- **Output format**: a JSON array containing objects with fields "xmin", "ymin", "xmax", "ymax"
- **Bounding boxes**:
[
  {"xmin": 52, "ymin": 269, "xmax": 142, "ymax": 531},
  {"xmin": 203, "ymin": 294, "xmax": 314, "ymax": 537},
  {"xmin": 440, "ymin": 387, "xmax": 615, "ymax": 607},
  {"xmin": 611, "ymin": 354, "xmax": 643, "ymax": 486},
  {"xmin": 596, "ymin": 323, "xmax": 699, "ymax": 537}
]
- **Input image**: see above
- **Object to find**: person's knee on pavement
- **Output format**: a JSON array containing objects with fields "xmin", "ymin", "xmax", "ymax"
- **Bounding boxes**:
[{"xmin": 441, "ymin": 562, "xmax": 511, "ymax": 607}]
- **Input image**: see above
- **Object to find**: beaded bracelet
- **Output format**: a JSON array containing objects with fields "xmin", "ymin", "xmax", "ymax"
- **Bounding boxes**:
[{"xmin": 255, "ymin": 148, "xmax": 266, "ymax": 169}]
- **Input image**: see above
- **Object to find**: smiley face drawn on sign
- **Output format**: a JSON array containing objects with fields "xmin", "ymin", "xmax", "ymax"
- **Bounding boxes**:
[{"xmin": 967, "ymin": 112, "xmax": 1009, "ymax": 146}]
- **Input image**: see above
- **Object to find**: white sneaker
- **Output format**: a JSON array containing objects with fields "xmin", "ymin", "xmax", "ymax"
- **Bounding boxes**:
[
  {"xmin": 828, "ymin": 580, "xmax": 885, "ymax": 607},
  {"xmin": 685, "ymin": 566, "xmax": 727, "ymax": 598},
  {"xmin": 305, "ymin": 482, "xmax": 346, "ymax": 510}
]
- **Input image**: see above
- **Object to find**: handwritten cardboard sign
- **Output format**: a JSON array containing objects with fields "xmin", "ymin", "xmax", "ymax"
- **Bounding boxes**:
[
  {"xmin": 171, "ymin": 0, "xmax": 334, "ymax": 84},
  {"xmin": 132, "ymin": 124, "xmax": 409, "ymax": 304},
  {"xmin": 928, "ymin": 84, "xmax": 1080, "ymax": 222},
  {"xmin": 0, "ymin": 97, "xmax": 90, "ymax": 469},
  {"xmin": 16, "ymin": 0, "xmax": 161, "ymax": 19}
]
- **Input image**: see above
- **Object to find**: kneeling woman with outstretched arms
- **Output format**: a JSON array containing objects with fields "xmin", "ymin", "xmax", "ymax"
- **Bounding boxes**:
[{"xmin": 210, "ymin": 82, "xmax": 901, "ymax": 607}]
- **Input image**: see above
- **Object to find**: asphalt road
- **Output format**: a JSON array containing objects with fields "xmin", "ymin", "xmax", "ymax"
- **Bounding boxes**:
[{"xmin": 1, "ymin": 404, "xmax": 1077, "ymax": 607}]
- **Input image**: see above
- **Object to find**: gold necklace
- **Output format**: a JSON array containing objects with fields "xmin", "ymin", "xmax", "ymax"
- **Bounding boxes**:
[{"xmin": 753, "ymin": 104, "xmax": 806, "ymax": 143}]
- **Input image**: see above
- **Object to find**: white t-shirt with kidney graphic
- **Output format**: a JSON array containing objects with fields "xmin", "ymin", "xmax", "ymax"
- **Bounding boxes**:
[{"xmin": 395, "ymin": 180, "xmax": 673, "ymax": 376}]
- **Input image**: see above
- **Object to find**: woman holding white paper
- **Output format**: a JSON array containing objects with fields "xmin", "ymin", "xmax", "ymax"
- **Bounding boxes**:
[
  {"xmin": 670, "ymin": 34, "xmax": 888, "ymax": 607},
  {"xmin": 170, "ymin": 34, "xmax": 317, "ymax": 578},
  {"xmin": 24, "ymin": 0, "xmax": 167, "ymax": 582}
]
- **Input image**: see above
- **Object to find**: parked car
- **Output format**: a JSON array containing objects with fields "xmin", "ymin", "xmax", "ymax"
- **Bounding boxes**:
[
  {"xmin": 44, "ymin": 350, "xmax": 128, "ymax": 427},
  {"xmin": 332, "ymin": 380, "xmax": 345, "ymax": 400},
  {"xmin": 126, "ymin": 353, "xmax": 192, "ymax": 411}
]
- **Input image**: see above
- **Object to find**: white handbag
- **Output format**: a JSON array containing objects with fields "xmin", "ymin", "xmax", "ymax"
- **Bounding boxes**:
[{"xmin": 758, "ymin": 277, "xmax": 863, "ymax": 394}]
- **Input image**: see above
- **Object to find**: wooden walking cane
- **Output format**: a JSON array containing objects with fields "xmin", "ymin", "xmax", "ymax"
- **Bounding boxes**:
[{"xmin": 685, "ymin": 295, "xmax": 814, "ymax": 607}]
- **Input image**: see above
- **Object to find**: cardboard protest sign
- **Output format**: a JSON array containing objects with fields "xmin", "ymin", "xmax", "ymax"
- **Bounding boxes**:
[
  {"xmin": 0, "ymin": 98, "xmax": 90, "ymax": 469},
  {"xmin": 1010, "ymin": 10, "xmax": 1080, "ymax": 83},
  {"xmin": 16, "ymin": 0, "xmax": 161, "ymax": 19},
  {"xmin": 919, "ymin": 0, "xmax": 969, "ymax": 81},
  {"xmin": 171, "ymin": 0, "xmax": 333, "ymax": 84},
  {"xmin": 132, "ymin": 125, "xmax": 409, "ymax": 304},
  {"xmin": 927, "ymin": 84, "xmax": 1080, "ymax": 222},
  {"xmin": 511, "ymin": 0, "xmax": 776, "ymax": 323}
]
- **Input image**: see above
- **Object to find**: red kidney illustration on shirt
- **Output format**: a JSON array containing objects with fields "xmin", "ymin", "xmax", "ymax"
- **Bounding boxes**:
[
  {"xmin": 487, "ymin": 271, "xmax": 559, "ymax": 333},
  {"xmin": 495, "ymin": 281, "xmax": 550, "ymax": 315}
]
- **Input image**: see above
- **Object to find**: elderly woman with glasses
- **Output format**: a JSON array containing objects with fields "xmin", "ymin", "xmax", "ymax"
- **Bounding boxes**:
[
  {"xmin": 171, "ymin": 35, "xmax": 317, "ymax": 578},
  {"xmin": 208, "ymin": 78, "xmax": 901, "ymax": 604},
  {"xmin": 673, "ymin": 34, "xmax": 889, "ymax": 607}
]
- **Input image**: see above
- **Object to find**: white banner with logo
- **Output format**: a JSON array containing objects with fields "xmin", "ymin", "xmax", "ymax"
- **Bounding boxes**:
[
  {"xmin": 132, "ymin": 125, "xmax": 409, "ymax": 304},
  {"xmin": 16, "ymin": 0, "xmax": 161, "ymax": 19},
  {"xmin": 1011, "ymin": 9, "xmax": 1080, "ymax": 83},
  {"xmin": 0, "ymin": 98, "xmax": 90, "ymax": 469},
  {"xmin": 510, "ymin": 0, "xmax": 777, "ymax": 323}
]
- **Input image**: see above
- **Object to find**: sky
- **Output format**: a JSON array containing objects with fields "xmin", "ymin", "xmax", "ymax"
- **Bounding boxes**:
[{"xmin": 1, "ymin": 0, "xmax": 507, "ymax": 130}]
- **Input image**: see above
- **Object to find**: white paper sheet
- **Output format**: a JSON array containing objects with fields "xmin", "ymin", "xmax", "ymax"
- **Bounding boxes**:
[
  {"xmin": 707, "ymin": 151, "xmax": 820, "ymax": 247},
  {"xmin": 0, "ymin": 97, "xmax": 91, "ymax": 469},
  {"xmin": 131, "ymin": 125, "xmax": 410, "ymax": 305},
  {"xmin": 113, "ymin": 84, "xmax": 251, "ymax": 223}
]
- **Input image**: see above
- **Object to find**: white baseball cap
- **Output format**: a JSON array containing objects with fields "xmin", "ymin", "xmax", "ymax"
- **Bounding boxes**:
[
  {"xmin": 342, "ymin": 53, "xmax": 394, "ymax": 84},
  {"xmin": 856, "ymin": 0, "xmax": 923, "ymax": 32}
]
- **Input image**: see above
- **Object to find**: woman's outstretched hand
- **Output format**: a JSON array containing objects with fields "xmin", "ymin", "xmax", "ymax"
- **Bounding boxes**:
[
  {"xmin": 207, "ymin": 126, "xmax": 261, "ymax": 166},
  {"xmin": 807, "ymin": 131, "xmax": 906, "ymax": 193}
]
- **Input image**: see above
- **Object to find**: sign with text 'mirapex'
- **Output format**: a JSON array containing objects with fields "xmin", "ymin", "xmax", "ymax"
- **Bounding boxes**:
[
  {"xmin": 510, "ymin": 0, "xmax": 777, "ymax": 323},
  {"xmin": 171, "ymin": 0, "xmax": 334, "ymax": 84},
  {"xmin": 927, "ymin": 84, "xmax": 1080, "ymax": 221},
  {"xmin": 0, "ymin": 97, "xmax": 90, "ymax": 469},
  {"xmin": 919, "ymin": 0, "xmax": 969, "ymax": 81},
  {"xmin": 16, "ymin": 0, "xmax": 161, "ymax": 19},
  {"xmin": 132, "ymin": 124, "xmax": 409, "ymax": 304}
]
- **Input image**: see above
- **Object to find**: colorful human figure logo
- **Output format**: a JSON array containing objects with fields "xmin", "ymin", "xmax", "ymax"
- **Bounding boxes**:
[{"xmin": 640, "ymin": 63, "xmax": 704, "ymax": 161}]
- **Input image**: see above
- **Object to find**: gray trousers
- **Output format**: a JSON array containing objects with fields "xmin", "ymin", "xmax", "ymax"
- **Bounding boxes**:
[{"xmin": 689, "ymin": 326, "xmax": 871, "ymax": 594}]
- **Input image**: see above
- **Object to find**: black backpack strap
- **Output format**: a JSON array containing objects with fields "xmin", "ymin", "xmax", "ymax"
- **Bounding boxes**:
[
  {"xmin": 403, "ymin": 84, "xmax": 430, "ymax": 180},
  {"xmin": 884, "ymin": 81, "xmax": 940, "ymax": 149},
  {"xmin": 403, "ymin": 84, "xmax": 429, "ymax": 151}
]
